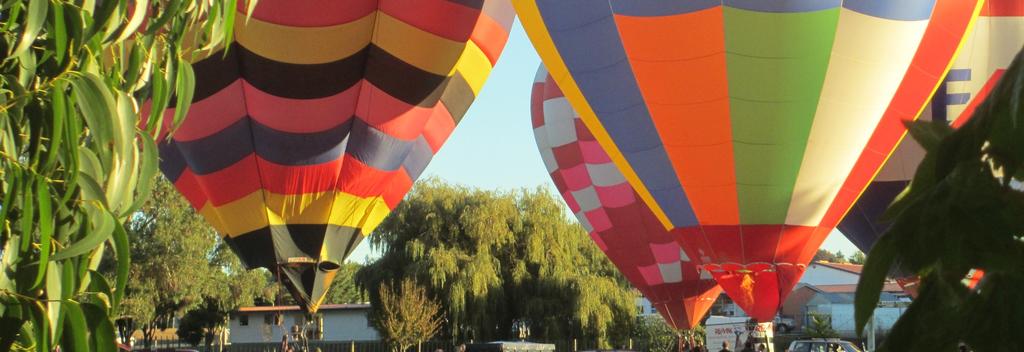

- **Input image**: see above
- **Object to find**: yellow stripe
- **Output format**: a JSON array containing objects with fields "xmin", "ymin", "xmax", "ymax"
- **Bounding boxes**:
[
  {"xmin": 513, "ymin": 1, "xmax": 674, "ymax": 230},
  {"xmin": 234, "ymin": 12, "xmax": 465, "ymax": 77},
  {"xmin": 234, "ymin": 14, "xmax": 375, "ymax": 65},
  {"xmin": 453, "ymin": 40, "xmax": 494, "ymax": 95},
  {"xmin": 831, "ymin": 0, "xmax": 985, "ymax": 226},
  {"xmin": 375, "ymin": 13, "xmax": 467, "ymax": 76},
  {"xmin": 198, "ymin": 191, "xmax": 392, "ymax": 237}
]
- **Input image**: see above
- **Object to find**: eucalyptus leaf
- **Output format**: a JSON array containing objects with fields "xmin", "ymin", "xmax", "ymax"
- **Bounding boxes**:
[{"xmin": 11, "ymin": 0, "xmax": 47, "ymax": 58}]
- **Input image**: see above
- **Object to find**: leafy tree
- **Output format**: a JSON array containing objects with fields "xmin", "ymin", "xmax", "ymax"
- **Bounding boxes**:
[
  {"xmin": 804, "ymin": 313, "xmax": 837, "ymax": 339},
  {"xmin": 110, "ymin": 177, "xmax": 270, "ymax": 349},
  {"xmin": 373, "ymin": 279, "xmax": 444, "ymax": 352},
  {"xmin": 113, "ymin": 177, "xmax": 219, "ymax": 348},
  {"xmin": 357, "ymin": 180, "xmax": 637, "ymax": 348},
  {"xmin": 855, "ymin": 52, "xmax": 1024, "ymax": 351},
  {"xmin": 848, "ymin": 251, "xmax": 866, "ymax": 265},
  {"xmin": 0, "ymin": 1, "xmax": 237, "ymax": 350},
  {"xmin": 324, "ymin": 263, "xmax": 364, "ymax": 305},
  {"xmin": 812, "ymin": 249, "xmax": 847, "ymax": 263},
  {"xmin": 631, "ymin": 316, "xmax": 677, "ymax": 352}
]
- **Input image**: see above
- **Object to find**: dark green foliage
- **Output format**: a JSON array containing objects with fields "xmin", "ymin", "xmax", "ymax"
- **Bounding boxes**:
[
  {"xmin": 324, "ymin": 263, "xmax": 364, "ymax": 305},
  {"xmin": 111, "ymin": 177, "xmax": 270, "ymax": 350},
  {"xmin": 0, "ymin": 1, "xmax": 241, "ymax": 351},
  {"xmin": 855, "ymin": 50, "xmax": 1024, "ymax": 351},
  {"xmin": 357, "ymin": 180, "xmax": 637, "ymax": 348},
  {"xmin": 632, "ymin": 315, "xmax": 678, "ymax": 352},
  {"xmin": 804, "ymin": 313, "xmax": 837, "ymax": 339}
]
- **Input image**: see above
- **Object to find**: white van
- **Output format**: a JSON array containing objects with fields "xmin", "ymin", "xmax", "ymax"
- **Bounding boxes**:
[{"xmin": 705, "ymin": 316, "xmax": 775, "ymax": 351}]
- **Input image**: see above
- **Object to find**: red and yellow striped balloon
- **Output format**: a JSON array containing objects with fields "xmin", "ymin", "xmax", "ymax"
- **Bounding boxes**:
[{"xmin": 156, "ymin": 0, "xmax": 513, "ymax": 312}]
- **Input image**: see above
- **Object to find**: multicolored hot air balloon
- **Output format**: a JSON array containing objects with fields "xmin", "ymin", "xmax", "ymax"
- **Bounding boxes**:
[
  {"xmin": 155, "ymin": 0, "xmax": 513, "ymax": 312},
  {"xmin": 840, "ymin": 0, "xmax": 1024, "ymax": 254},
  {"xmin": 532, "ymin": 65, "xmax": 722, "ymax": 330},
  {"xmin": 839, "ymin": 0, "xmax": 1023, "ymax": 296},
  {"xmin": 515, "ymin": 0, "xmax": 983, "ymax": 321}
]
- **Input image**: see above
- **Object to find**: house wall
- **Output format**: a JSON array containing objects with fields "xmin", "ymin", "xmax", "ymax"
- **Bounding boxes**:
[
  {"xmin": 804, "ymin": 304, "xmax": 905, "ymax": 337},
  {"xmin": 780, "ymin": 287, "xmax": 817, "ymax": 328},
  {"xmin": 801, "ymin": 264, "xmax": 860, "ymax": 286},
  {"xmin": 229, "ymin": 309, "xmax": 379, "ymax": 343}
]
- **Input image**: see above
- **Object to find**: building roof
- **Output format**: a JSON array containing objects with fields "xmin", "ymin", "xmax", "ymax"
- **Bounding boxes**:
[
  {"xmin": 814, "ymin": 282, "xmax": 903, "ymax": 294},
  {"xmin": 812, "ymin": 262, "xmax": 864, "ymax": 275},
  {"xmin": 237, "ymin": 304, "xmax": 370, "ymax": 313}
]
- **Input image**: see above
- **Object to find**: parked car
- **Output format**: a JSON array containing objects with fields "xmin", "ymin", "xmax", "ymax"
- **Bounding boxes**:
[
  {"xmin": 787, "ymin": 338, "xmax": 862, "ymax": 352},
  {"xmin": 774, "ymin": 316, "xmax": 796, "ymax": 333}
]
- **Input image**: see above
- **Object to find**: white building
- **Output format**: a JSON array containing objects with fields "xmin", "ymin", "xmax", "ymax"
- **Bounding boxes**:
[{"xmin": 228, "ymin": 304, "xmax": 379, "ymax": 344}]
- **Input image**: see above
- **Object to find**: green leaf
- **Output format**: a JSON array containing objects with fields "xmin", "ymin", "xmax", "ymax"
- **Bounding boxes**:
[
  {"xmin": 83, "ymin": 0, "xmax": 116, "ymax": 43},
  {"xmin": 146, "ymin": 65, "xmax": 170, "ymax": 138},
  {"xmin": 43, "ymin": 81, "xmax": 67, "ymax": 172},
  {"xmin": 113, "ymin": 0, "xmax": 147, "ymax": 43},
  {"xmin": 76, "ymin": 173, "xmax": 105, "ymax": 206},
  {"xmin": 61, "ymin": 301, "xmax": 90, "ymax": 352},
  {"xmin": 0, "ymin": 172, "xmax": 19, "ymax": 240},
  {"xmin": 77, "ymin": 146, "xmax": 104, "ymax": 184},
  {"xmin": 125, "ymin": 132, "xmax": 157, "ymax": 214},
  {"xmin": 144, "ymin": 0, "xmax": 182, "ymax": 34},
  {"xmin": 855, "ymin": 233, "xmax": 899, "ymax": 335},
  {"xmin": 11, "ymin": 0, "xmax": 47, "ymax": 58},
  {"xmin": 45, "ymin": 263, "xmax": 62, "ymax": 343},
  {"xmin": 171, "ymin": 60, "xmax": 195, "ymax": 131},
  {"xmin": 50, "ymin": 0, "xmax": 67, "ymax": 63},
  {"xmin": 68, "ymin": 73, "xmax": 116, "ymax": 147},
  {"xmin": 51, "ymin": 207, "xmax": 113, "ymax": 261},
  {"xmin": 86, "ymin": 271, "xmax": 112, "ymax": 308},
  {"xmin": 16, "ymin": 44, "xmax": 37, "ymax": 88},
  {"xmin": 31, "ymin": 177, "xmax": 53, "ymax": 289},
  {"xmin": 109, "ymin": 222, "xmax": 129, "ymax": 309},
  {"xmin": 81, "ymin": 303, "xmax": 115, "ymax": 352},
  {"xmin": 27, "ymin": 301, "xmax": 49, "ymax": 352},
  {"xmin": 123, "ymin": 43, "xmax": 144, "ymax": 91},
  {"xmin": 904, "ymin": 119, "xmax": 954, "ymax": 152},
  {"xmin": 19, "ymin": 178, "xmax": 35, "ymax": 252}
]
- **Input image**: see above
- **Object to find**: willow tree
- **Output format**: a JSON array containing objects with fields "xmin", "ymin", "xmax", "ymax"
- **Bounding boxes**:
[
  {"xmin": 358, "ymin": 180, "xmax": 637, "ymax": 348},
  {"xmin": 0, "ymin": 1, "xmax": 239, "ymax": 350}
]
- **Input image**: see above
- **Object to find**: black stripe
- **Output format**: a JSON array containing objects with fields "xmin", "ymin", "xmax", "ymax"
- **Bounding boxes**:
[
  {"xmin": 237, "ymin": 44, "xmax": 368, "ymax": 100},
  {"xmin": 224, "ymin": 227, "xmax": 277, "ymax": 270},
  {"xmin": 439, "ymin": 72, "xmax": 476, "ymax": 124},
  {"xmin": 364, "ymin": 45, "xmax": 450, "ymax": 106}
]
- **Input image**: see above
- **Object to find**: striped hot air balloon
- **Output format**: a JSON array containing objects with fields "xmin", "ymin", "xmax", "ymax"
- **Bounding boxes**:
[
  {"xmin": 840, "ymin": 0, "xmax": 1024, "ymax": 255},
  {"xmin": 515, "ymin": 0, "xmax": 983, "ymax": 321},
  {"xmin": 532, "ymin": 65, "xmax": 722, "ymax": 330},
  {"xmin": 838, "ymin": 1, "xmax": 1022, "ymax": 297},
  {"xmin": 155, "ymin": 0, "xmax": 513, "ymax": 312}
]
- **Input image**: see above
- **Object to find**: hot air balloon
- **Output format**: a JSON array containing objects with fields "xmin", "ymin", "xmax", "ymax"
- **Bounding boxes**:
[
  {"xmin": 155, "ymin": 0, "xmax": 513, "ymax": 312},
  {"xmin": 839, "ymin": 0, "xmax": 1023, "ymax": 295},
  {"xmin": 840, "ymin": 0, "xmax": 1024, "ymax": 254},
  {"xmin": 532, "ymin": 65, "xmax": 722, "ymax": 330},
  {"xmin": 515, "ymin": 0, "xmax": 982, "ymax": 321}
]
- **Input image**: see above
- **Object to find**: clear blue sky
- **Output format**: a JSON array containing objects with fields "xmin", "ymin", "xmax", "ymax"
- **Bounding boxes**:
[{"xmin": 348, "ymin": 20, "xmax": 859, "ymax": 263}]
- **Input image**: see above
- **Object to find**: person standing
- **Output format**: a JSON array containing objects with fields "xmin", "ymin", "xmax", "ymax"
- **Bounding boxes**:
[{"xmin": 719, "ymin": 341, "xmax": 733, "ymax": 352}]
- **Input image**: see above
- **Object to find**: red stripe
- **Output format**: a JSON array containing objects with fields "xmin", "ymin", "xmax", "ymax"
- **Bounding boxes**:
[
  {"xmin": 356, "ymin": 82, "xmax": 436, "ymax": 141},
  {"xmin": 981, "ymin": 0, "xmax": 1024, "ymax": 16},
  {"xmin": 243, "ymin": 0, "xmax": 377, "ymax": 27},
  {"xmin": 952, "ymin": 69, "xmax": 1006, "ymax": 128},
  {"xmin": 531, "ymin": 82, "xmax": 545, "ymax": 128},
  {"xmin": 422, "ymin": 102, "xmax": 456, "ymax": 152},
  {"xmin": 470, "ymin": 15, "xmax": 511, "ymax": 65},
  {"xmin": 380, "ymin": 0, "xmax": 481, "ymax": 41},
  {"xmin": 173, "ymin": 168, "xmax": 211, "ymax": 209},
  {"xmin": 818, "ymin": 0, "xmax": 980, "ymax": 229},
  {"xmin": 172, "ymin": 80, "xmax": 361, "ymax": 141}
]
